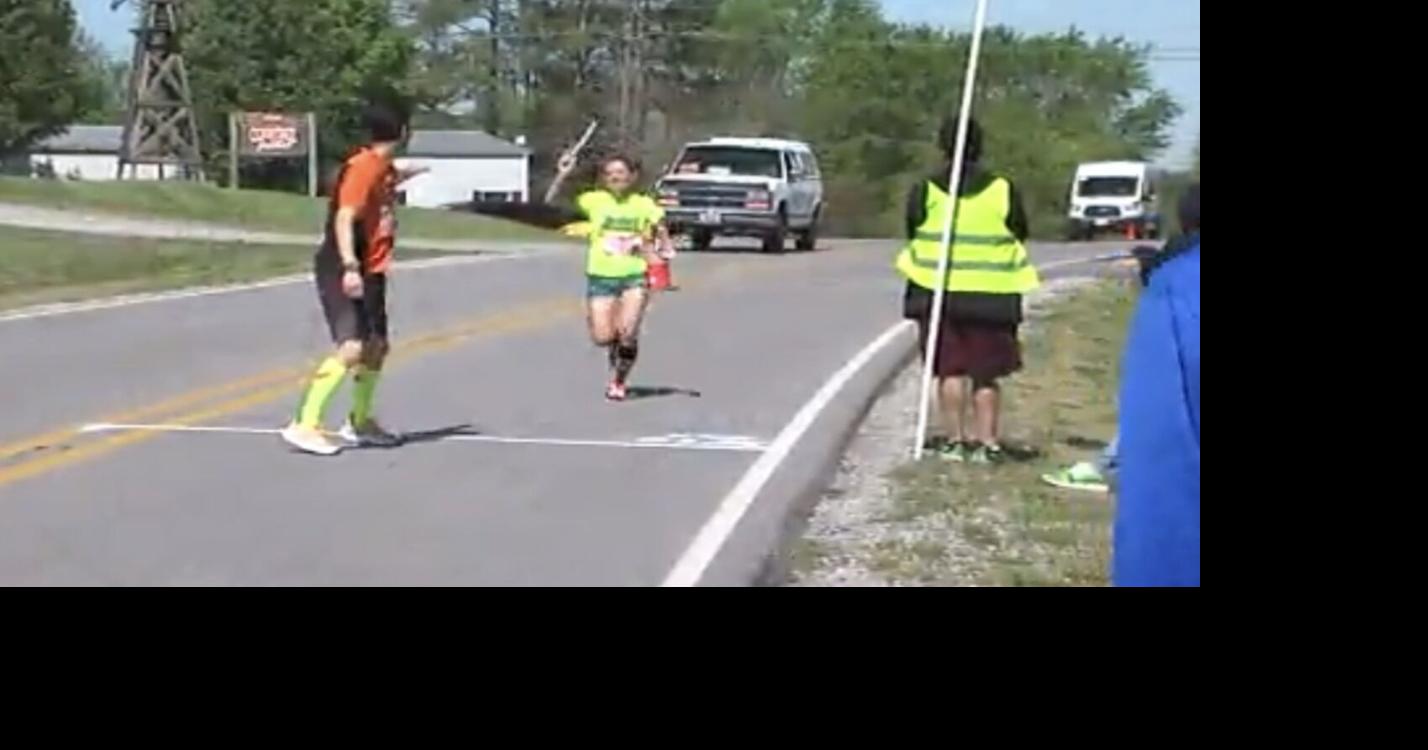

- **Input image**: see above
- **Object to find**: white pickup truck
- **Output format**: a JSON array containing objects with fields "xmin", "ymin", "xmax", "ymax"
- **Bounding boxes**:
[{"xmin": 654, "ymin": 137, "xmax": 824, "ymax": 253}]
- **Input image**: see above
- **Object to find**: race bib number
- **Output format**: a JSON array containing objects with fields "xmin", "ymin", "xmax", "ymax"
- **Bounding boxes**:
[{"xmin": 603, "ymin": 233, "xmax": 641, "ymax": 256}]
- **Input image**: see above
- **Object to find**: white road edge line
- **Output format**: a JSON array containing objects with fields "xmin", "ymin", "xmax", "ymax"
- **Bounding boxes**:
[
  {"xmin": 661, "ymin": 320, "xmax": 914, "ymax": 587},
  {"xmin": 79, "ymin": 423, "xmax": 770, "ymax": 453},
  {"xmin": 0, "ymin": 251, "xmax": 552, "ymax": 324}
]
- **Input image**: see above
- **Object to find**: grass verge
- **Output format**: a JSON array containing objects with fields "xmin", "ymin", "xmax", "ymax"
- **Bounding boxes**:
[
  {"xmin": 878, "ymin": 281, "xmax": 1134, "ymax": 586},
  {"xmin": 0, "ymin": 177, "xmax": 552, "ymax": 241},
  {"xmin": 0, "ymin": 227, "xmax": 449, "ymax": 311}
]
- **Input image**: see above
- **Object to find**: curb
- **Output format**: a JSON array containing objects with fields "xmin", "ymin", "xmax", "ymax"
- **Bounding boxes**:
[{"xmin": 693, "ymin": 321, "xmax": 918, "ymax": 587}]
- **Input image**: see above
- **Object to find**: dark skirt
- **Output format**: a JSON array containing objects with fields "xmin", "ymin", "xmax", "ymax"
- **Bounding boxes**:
[
  {"xmin": 904, "ymin": 283, "xmax": 1022, "ymax": 380},
  {"xmin": 915, "ymin": 318, "xmax": 1022, "ymax": 380}
]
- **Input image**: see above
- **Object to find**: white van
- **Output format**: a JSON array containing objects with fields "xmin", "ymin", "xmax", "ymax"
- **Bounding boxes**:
[
  {"xmin": 1067, "ymin": 161, "xmax": 1160, "ymax": 240},
  {"xmin": 654, "ymin": 137, "xmax": 823, "ymax": 253}
]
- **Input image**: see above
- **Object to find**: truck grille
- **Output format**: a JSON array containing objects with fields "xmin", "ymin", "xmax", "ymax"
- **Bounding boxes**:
[
  {"xmin": 1085, "ymin": 205, "xmax": 1122, "ymax": 218},
  {"xmin": 663, "ymin": 181, "xmax": 752, "ymax": 209}
]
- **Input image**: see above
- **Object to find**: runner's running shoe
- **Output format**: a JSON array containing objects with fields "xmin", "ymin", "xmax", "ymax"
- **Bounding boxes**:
[
  {"xmin": 281, "ymin": 422, "xmax": 342, "ymax": 456},
  {"xmin": 339, "ymin": 418, "xmax": 404, "ymax": 448}
]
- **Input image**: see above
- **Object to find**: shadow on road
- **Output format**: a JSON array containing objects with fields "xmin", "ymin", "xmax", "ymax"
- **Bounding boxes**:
[
  {"xmin": 681, "ymin": 239, "xmax": 830, "ymax": 255},
  {"xmin": 395, "ymin": 424, "xmax": 481, "ymax": 447},
  {"xmin": 626, "ymin": 385, "xmax": 703, "ymax": 401}
]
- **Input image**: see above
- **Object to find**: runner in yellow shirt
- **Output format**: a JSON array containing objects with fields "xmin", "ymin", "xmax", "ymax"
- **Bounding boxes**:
[{"xmin": 565, "ymin": 156, "xmax": 672, "ymax": 401}]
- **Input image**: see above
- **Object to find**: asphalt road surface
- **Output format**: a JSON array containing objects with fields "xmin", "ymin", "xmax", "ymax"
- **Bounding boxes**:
[{"xmin": 0, "ymin": 237, "xmax": 1132, "ymax": 585}]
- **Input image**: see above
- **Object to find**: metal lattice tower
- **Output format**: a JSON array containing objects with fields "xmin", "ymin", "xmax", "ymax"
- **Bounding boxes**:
[{"xmin": 114, "ymin": 0, "xmax": 204, "ymax": 180}]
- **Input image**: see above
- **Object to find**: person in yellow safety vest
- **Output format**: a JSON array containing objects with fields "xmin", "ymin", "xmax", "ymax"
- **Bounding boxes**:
[
  {"xmin": 559, "ymin": 155, "xmax": 674, "ymax": 401},
  {"xmin": 898, "ymin": 116, "xmax": 1040, "ymax": 464}
]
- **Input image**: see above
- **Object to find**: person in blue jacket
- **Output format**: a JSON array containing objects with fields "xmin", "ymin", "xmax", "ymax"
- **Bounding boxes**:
[{"xmin": 1114, "ymin": 184, "xmax": 1200, "ymax": 586}]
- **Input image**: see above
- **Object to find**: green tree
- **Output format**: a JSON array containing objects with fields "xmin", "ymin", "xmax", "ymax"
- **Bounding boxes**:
[
  {"xmin": 75, "ymin": 32, "xmax": 128, "ymax": 125},
  {"xmin": 798, "ymin": 22, "xmax": 1182, "ymax": 235},
  {"xmin": 0, "ymin": 0, "xmax": 99, "ymax": 156},
  {"xmin": 396, "ymin": 0, "xmax": 1185, "ymax": 229},
  {"xmin": 399, "ymin": 0, "xmax": 523, "ymax": 135},
  {"xmin": 184, "ymin": 0, "xmax": 413, "ymax": 190}
]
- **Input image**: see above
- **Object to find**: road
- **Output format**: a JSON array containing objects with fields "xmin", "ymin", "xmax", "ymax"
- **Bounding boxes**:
[{"xmin": 0, "ymin": 236, "xmax": 1129, "ymax": 585}]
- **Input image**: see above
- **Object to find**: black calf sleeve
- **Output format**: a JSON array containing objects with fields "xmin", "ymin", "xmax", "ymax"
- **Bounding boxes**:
[{"xmin": 615, "ymin": 341, "xmax": 640, "ymax": 382}]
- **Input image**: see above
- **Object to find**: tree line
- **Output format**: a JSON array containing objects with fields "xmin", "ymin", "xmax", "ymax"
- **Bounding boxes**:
[{"xmin": 1, "ymin": 0, "xmax": 1185, "ymax": 237}]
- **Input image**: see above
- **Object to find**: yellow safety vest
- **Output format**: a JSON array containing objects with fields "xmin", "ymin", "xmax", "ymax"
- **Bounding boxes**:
[
  {"xmin": 895, "ymin": 178, "xmax": 1039, "ymax": 294},
  {"xmin": 577, "ymin": 190, "xmax": 664, "ymax": 278}
]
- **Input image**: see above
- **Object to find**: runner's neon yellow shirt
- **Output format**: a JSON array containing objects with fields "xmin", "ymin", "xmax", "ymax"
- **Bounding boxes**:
[{"xmin": 577, "ymin": 190, "xmax": 664, "ymax": 278}]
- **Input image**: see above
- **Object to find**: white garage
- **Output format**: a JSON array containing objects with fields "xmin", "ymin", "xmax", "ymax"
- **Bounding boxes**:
[{"xmin": 395, "ymin": 130, "xmax": 530, "ymax": 208}]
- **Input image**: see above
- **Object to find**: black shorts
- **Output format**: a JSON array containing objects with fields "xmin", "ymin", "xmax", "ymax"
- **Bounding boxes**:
[{"xmin": 317, "ymin": 266, "xmax": 388, "ymax": 343}]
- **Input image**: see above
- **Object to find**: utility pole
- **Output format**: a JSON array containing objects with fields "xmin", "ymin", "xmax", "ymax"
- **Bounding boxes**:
[
  {"xmin": 617, "ymin": 0, "xmax": 646, "ymax": 153},
  {"xmin": 617, "ymin": 1, "xmax": 632, "ymax": 150},
  {"xmin": 633, "ymin": 0, "xmax": 646, "ymax": 145},
  {"xmin": 486, "ymin": 0, "xmax": 503, "ymax": 135}
]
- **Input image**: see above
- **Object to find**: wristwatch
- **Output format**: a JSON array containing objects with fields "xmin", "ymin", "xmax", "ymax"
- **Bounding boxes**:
[{"xmin": 342, "ymin": 260, "xmax": 361, "ymax": 273}]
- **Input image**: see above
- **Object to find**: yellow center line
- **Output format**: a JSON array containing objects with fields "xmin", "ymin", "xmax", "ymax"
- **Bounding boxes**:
[
  {"xmin": 0, "ymin": 258, "xmax": 765, "ymax": 492},
  {"xmin": 0, "ymin": 366, "xmax": 307, "ymax": 462},
  {"xmin": 0, "ymin": 297, "xmax": 578, "ymax": 490}
]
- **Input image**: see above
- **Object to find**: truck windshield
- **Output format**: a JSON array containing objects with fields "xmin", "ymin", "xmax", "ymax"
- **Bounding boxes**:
[
  {"xmin": 675, "ymin": 147, "xmax": 782, "ymax": 178},
  {"xmin": 1077, "ymin": 177, "xmax": 1140, "ymax": 197}
]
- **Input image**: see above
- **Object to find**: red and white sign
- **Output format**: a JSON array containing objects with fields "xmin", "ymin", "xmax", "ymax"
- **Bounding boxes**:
[{"xmin": 238, "ymin": 113, "xmax": 309, "ymax": 157}]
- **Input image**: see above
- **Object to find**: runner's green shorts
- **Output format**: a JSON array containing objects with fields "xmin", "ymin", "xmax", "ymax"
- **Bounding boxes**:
[{"xmin": 586, "ymin": 274, "xmax": 647, "ymax": 299}]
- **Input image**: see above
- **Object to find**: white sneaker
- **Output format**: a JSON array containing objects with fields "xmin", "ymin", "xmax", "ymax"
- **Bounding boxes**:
[
  {"xmin": 339, "ymin": 418, "xmax": 404, "ymax": 448},
  {"xmin": 281, "ymin": 422, "xmax": 342, "ymax": 456}
]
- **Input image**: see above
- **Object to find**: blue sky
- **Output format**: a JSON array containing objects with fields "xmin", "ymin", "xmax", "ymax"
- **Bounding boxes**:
[{"xmin": 77, "ymin": 0, "xmax": 1198, "ymax": 166}]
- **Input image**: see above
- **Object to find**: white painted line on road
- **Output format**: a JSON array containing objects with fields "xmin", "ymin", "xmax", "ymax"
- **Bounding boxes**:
[
  {"xmin": 441, "ymin": 434, "xmax": 766, "ymax": 452},
  {"xmin": 80, "ymin": 423, "xmax": 769, "ymax": 453},
  {"xmin": 0, "ymin": 252, "xmax": 553, "ymax": 325},
  {"xmin": 661, "ymin": 321, "xmax": 914, "ymax": 587}
]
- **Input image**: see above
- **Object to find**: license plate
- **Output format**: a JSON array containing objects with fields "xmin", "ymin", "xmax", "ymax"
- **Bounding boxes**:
[
  {"xmin": 700, "ymin": 210, "xmax": 722, "ymax": 225},
  {"xmin": 1093, "ymin": 219, "xmax": 1111, "ymax": 227}
]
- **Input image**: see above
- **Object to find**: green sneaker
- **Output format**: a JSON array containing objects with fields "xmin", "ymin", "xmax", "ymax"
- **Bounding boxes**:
[
  {"xmin": 1040, "ymin": 462, "xmax": 1110, "ymax": 493},
  {"xmin": 969, "ymin": 443, "xmax": 1005, "ymax": 465},
  {"xmin": 937, "ymin": 440, "xmax": 972, "ymax": 463}
]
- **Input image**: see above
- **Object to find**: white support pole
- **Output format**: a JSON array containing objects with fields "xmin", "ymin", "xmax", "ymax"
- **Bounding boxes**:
[
  {"xmin": 308, "ymin": 112, "xmax": 319, "ymax": 198},
  {"xmin": 912, "ymin": 0, "xmax": 991, "ymax": 461},
  {"xmin": 229, "ymin": 112, "xmax": 240, "ymax": 190}
]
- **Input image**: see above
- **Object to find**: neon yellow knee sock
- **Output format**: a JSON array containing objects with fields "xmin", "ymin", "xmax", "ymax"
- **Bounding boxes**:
[
  {"xmin": 351, "ymin": 367, "xmax": 382, "ymax": 425},
  {"xmin": 296, "ymin": 357, "xmax": 349, "ymax": 428}
]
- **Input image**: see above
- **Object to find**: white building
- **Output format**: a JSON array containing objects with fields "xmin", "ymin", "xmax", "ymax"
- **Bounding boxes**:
[
  {"xmin": 20, "ymin": 126, "xmax": 530, "ymax": 207},
  {"xmin": 25, "ymin": 125, "xmax": 161, "ymax": 180},
  {"xmin": 395, "ymin": 129, "xmax": 530, "ymax": 208}
]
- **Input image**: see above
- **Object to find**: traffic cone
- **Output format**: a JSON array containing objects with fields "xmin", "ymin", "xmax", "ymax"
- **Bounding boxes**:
[
  {"xmin": 647, "ymin": 259, "xmax": 673, "ymax": 291},
  {"xmin": 1124, "ymin": 222, "xmax": 1138, "ymax": 240}
]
